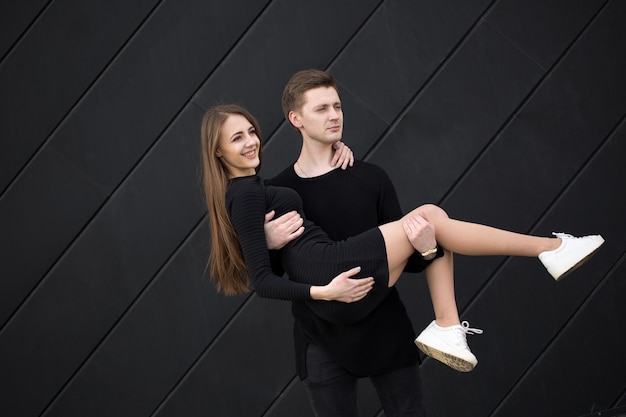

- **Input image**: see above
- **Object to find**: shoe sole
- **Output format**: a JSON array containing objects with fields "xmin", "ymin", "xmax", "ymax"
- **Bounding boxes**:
[
  {"xmin": 554, "ymin": 238, "xmax": 605, "ymax": 281},
  {"xmin": 414, "ymin": 340, "xmax": 476, "ymax": 372}
]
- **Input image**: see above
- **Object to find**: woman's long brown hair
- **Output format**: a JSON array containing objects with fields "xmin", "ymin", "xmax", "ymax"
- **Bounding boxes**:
[{"xmin": 200, "ymin": 104, "xmax": 263, "ymax": 295}]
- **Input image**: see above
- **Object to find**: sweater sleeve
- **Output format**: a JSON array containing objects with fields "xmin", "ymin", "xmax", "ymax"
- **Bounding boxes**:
[{"xmin": 227, "ymin": 177, "xmax": 313, "ymax": 301}]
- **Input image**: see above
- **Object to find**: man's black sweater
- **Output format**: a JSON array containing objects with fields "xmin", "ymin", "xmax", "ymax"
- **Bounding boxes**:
[{"xmin": 267, "ymin": 160, "xmax": 431, "ymax": 377}]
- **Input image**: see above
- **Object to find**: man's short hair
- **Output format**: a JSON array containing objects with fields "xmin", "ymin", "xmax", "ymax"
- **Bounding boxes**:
[{"xmin": 282, "ymin": 69, "xmax": 337, "ymax": 126}]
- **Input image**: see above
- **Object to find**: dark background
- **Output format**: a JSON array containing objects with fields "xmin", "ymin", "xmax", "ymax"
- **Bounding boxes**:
[{"xmin": 1, "ymin": 1, "xmax": 625, "ymax": 416}]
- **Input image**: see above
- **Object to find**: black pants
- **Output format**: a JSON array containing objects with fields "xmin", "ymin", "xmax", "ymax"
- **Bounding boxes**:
[{"xmin": 303, "ymin": 343, "xmax": 425, "ymax": 417}]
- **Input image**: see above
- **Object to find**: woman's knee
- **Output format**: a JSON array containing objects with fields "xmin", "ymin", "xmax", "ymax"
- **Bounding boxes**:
[{"xmin": 415, "ymin": 203, "xmax": 448, "ymax": 220}]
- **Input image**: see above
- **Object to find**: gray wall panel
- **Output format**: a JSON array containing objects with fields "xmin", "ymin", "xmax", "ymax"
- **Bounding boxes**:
[
  {"xmin": 491, "ymin": 127, "xmax": 626, "ymax": 417},
  {"xmin": 0, "ymin": 1, "xmax": 48, "ymax": 58},
  {"xmin": 153, "ymin": 297, "xmax": 293, "ymax": 417},
  {"xmin": 42, "ymin": 220, "xmax": 248, "ymax": 417},
  {"xmin": 191, "ymin": 0, "xmax": 380, "ymax": 134},
  {"xmin": 421, "ymin": 102, "xmax": 625, "ymax": 417},
  {"xmin": 0, "ymin": 106, "xmax": 205, "ymax": 417},
  {"xmin": 370, "ymin": 20, "xmax": 543, "ymax": 210},
  {"xmin": 0, "ymin": 146, "xmax": 102, "ymax": 326},
  {"xmin": 485, "ymin": 0, "xmax": 605, "ymax": 69},
  {"xmin": 0, "ymin": 0, "xmax": 267, "ymax": 330},
  {"xmin": 0, "ymin": 0, "xmax": 158, "ymax": 192},
  {"xmin": 334, "ymin": 0, "xmax": 491, "ymax": 123}
]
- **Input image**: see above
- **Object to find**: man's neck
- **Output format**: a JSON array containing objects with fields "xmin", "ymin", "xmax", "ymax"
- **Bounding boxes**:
[{"xmin": 295, "ymin": 141, "xmax": 337, "ymax": 178}]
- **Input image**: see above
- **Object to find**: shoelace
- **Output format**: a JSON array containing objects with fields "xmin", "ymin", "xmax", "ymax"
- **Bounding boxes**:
[
  {"xmin": 461, "ymin": 321, "xmax": 483, "ymax": 336},
  {"xmin": 552, "ymin": 232, "xmax": 573, "ymax": 239}
]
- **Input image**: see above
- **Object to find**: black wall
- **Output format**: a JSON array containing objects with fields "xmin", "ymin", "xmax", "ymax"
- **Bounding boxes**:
[{"xmin": 1, "ymin": 1, "xmax": 625, "ymax": 416}]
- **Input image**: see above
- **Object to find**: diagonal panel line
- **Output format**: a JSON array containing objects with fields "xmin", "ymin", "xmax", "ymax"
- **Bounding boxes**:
[{"xmin": 0, "ymin": 1, "xmax": 52, "ymax": 65}]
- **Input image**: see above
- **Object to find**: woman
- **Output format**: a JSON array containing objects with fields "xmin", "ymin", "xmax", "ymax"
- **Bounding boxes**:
[{"xmin": 201, "ymin": 104, "xmax": 604, "ymax": 372}]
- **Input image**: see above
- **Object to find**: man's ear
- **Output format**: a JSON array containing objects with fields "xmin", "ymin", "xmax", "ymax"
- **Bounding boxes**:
[{"xmin": 288, "ymin": 111, "xmax": 302, "ymax": 128}]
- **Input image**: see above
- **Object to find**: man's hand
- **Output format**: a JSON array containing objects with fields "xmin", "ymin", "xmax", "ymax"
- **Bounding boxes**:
[
  {"xmin": 264, "ymin": 210, "xmax": 304, "ymax": 250},
  {"xmin": 317, "ymin": 266, "xmax": 374, "ymax": 302},
  {"xmin": 402, "ymin": 212, "xmax": 437, "ymax": 254},
  {"xmin": 331, "ymin": 141, "xmax": 354, "ymax": 170}
]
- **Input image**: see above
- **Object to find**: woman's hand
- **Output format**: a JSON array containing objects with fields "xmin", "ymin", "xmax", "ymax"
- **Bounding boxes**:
[
  {"xmin": 331, "ymin": 141, "xmax": 354, "ymax": 170},
  {"xmin": 264, "ymin": 210, "xmax": 304, "ymax": 250},
  {"xmin": 310, "ymin": 266, "xmax": 374, "ymax": 302},
  {"xmin": 402, "ymin": 212, "xmax": 436, "ymax": 254}
]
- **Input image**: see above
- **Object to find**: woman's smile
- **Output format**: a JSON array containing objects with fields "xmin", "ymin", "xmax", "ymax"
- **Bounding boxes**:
[{"xmin": 217, "ymin": 113, "xmax": 261, "ymax": 177}]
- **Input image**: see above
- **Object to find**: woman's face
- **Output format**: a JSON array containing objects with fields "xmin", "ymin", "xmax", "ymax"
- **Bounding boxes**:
[{"xmin": 216, "ymin": 113, "xmax": 261, "ymax": 178}]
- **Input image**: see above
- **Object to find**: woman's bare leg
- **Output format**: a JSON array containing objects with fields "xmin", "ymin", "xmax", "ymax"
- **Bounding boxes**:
[
  {"xmin": 380, "ymin": 203, "xmax": 601, "ymax": 325},
  {"xmin": 415, "ymin": 204, "xmax": 561, "ymax": 256},
  {"xmin": 403, "ymin": 204, "xmax": 559, "ymax": 327},
  {"xmin": 381, "ymin": 203, "xmax": 603, "ymax": 372},
  {"xmin": 379, "ymin": 221, "xmax": 413, "ymax": 287},
  {"xmin": 380, "ymin": 204, "xmax": 560, "ymax": 329},
  {"xmin": 425, "ymin": 249, "xmax": 459, "ymax": 327},
  {"xmin": 379, "ymin": 219, "xmax": 475, "ymax": 371},
  {"xmin": 378, "ymin": 221, "xmax": 461, "ymax": 327}
]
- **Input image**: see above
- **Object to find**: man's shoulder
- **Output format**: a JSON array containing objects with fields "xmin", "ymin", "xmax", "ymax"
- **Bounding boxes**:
[
  {"xmin": 348, "ymin": 160, "xmax": 392, "ymax": 184},
  {"xmin": 351, "ymin": 160, "xmax": 386, "ymax": 174}
]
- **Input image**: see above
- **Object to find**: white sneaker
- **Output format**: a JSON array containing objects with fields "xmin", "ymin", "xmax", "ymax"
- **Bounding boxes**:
[
  {"xmin": 414, "ymin": 320, "xmax": 483, "ymax": 372},
  {"xmin": 538, "ymin": 232, "xmax": 605, "ymax": 281}
]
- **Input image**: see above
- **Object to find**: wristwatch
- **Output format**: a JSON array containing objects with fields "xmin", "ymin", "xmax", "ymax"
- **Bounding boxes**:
[{"xmin": 420, "ymin": 247, "xmax": 438, "ymax": 261}]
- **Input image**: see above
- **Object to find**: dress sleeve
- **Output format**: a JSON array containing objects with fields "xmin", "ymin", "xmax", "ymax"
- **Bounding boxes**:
[{"xmin": 227, "ymin": 177, "xmax": 313, "ymax": 301}]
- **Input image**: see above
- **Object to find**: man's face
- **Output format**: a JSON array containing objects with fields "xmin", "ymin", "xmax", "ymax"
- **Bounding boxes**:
[{"xmin": 291, "ymin": 86, "xmax": 343, "ymax": 145}]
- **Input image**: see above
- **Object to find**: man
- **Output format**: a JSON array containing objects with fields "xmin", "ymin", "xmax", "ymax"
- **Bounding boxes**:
[{"xmin": 264, "ymin": 69, "xmax": 442, "ymax": 417}]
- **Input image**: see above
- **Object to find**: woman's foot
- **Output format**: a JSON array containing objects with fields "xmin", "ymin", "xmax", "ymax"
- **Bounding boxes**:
[
  {"xmin": 414, "ymin": 320, "xmax": 483, "ymax": 372},
  {"xmin": 538, "ymin": 233, "xmax": 605, "ymax": 280}
]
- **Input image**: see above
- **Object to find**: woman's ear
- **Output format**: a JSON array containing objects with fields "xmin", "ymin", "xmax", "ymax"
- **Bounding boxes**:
[{"xmin": 216, "ymin": 149, "xmax": 222, "ymax": 157}]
